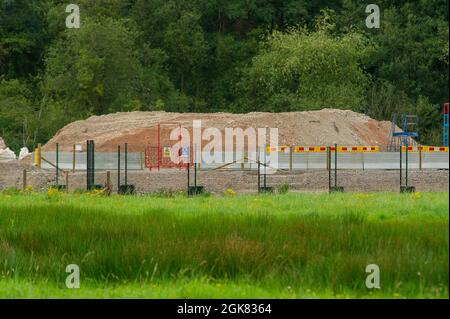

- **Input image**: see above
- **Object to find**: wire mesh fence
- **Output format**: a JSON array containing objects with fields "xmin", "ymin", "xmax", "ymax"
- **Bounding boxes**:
[
  {"xmin": 37, "ymin": 144, "xmax": 449, "ymax": 172},
  {"xmin": 2, "ymin": 141, "xmax": 448, "ymax": 194}
]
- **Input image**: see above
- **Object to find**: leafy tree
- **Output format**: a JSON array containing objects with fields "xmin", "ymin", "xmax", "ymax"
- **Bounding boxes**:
[
  {"xmin": 338, "ymin": 1, "xmax": 449, "ymax": 143},
  {"xmin": 371, "ymin": 5, "xmax": 448, "ymax": 105},
  {"xmin": 0, "ymin": 78, "xmax": 34, "ymax": 151},
  {"xmin": 0, "ymin": 0, "xmax": 50, "ymax": 78},
  {"xmin": 365, "ymin": 80, "xmax": 412, "ymax": 121},
  {"xmin": 0, "ymin": 0, "xmax": 448, "ymax": 147},
  {"xmin": 163, "ymin": 11, "xmax": 209, "ymax": 99},
  {"xmin": 42, "ymin": 17, "xmax": 178, "ymax": 119},
  {"xmin": 416, "ymin": 96, "xmax": 442, "ymax": 145},
  {"xmin": 236, "ymin": 23, "xmax": 373, "ymax": 112}
]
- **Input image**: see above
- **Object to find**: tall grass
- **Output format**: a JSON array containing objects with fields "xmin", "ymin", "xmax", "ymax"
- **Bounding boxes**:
[{"xmin": 0, "ymin": 192, "xmax": 448, "ymax": 298}]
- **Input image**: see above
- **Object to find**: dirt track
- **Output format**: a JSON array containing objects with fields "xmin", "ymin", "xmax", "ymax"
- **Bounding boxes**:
[{"xmin": 1, "ymin": 164, "xmax": 448, "ymax": 194}]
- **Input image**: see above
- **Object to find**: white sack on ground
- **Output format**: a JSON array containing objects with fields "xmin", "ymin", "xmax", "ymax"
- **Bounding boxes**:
[
  {"xmin": 0, "ymin": 148, "xmax": 17, "ymax": 163},
  {"xmin": 18, "ymin": 147, "xmax": 30, "ymax": 161}
]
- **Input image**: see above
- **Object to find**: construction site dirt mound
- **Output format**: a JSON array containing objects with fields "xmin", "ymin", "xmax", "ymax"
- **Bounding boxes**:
[{"xmin": 43, "ymin": 109, "xmax": 395, "ymax": 152}]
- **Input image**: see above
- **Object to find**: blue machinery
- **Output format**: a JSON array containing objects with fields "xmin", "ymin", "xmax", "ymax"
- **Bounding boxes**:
[
  {"xmin": 389, "ymin": 102, "xmax": 449, "ymax": 150},
  {"xmin": 443, "ymin": 102, "xmax": 449, "ymax": 147},
  {"xmin": 388, "ymin": 114, "xmax": 419, "ymax": 151}
]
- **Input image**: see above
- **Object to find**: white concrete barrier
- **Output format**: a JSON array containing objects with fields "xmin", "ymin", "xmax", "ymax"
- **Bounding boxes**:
[{"xmin": 37, "ymin": 151, "xmax": 449, "ymax": 171}]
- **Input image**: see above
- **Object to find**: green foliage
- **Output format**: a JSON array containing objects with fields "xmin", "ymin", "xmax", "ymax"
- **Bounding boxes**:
[
  {"xmin": 236, "ymin": 26, "xmax": 373, "ymax": 112},
  {"xmin": 0, "ymin": 78, "xmax": 35, "ymax": 151},
  {"xmin": 43, "ymin": 17, "xmax": 169, "ymax": 118},
  {"xmin": 368, "ymin": 3, "xmax": 448, "ymax": 105},
  {"xmin": 223, "ymin": 188, "xmax": 237, "ymax": 197},
  {"xmin": 152, "ymin": 188, "xmax": 186, "ymax": 198},
  {"xmin": 0, "ymin": 187, "xmax": 21, "ymax": 195},
  {"xmin": 277, "ymin": 183, "xmax": 290, "ymax": 194},
  {"xmin": 0, "ymin": 0, "xmax": 50, "ymax": 78},
  {"xmin": 339, "ymin": 0, "xmax": 448, "ymax": 143},
  {"xmin": 416, "ymin": 96, "xmax": 442, "ymax": 145},
  {"xmin": 0, "ymin": 1, "xmax": 448, "ymax": 151}
]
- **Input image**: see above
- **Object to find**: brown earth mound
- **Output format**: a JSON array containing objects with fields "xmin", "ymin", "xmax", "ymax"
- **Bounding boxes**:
[{"xmin": 43, "ymin": 109, "xmax": 395, "ymax": 152}]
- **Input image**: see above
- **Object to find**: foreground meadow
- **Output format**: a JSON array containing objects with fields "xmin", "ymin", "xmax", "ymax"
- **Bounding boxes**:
[{"xmin": 0, "ymin": 191, "xmax": 448, "ymax": 298}]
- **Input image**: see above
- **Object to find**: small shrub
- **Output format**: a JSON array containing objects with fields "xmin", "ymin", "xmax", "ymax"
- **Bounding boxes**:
[
  {"xmin": 72, "ymin": 188, "xmax": 86, "ymax": 195},
  {"xmin": 21, "ymin": 185, "xmax": 34, "ymax": 194},
  {"xmin": 411, "ymin": 192, "xmax": 421, "ymax": 200},
  {"xmin": 200, "ymin": 190, "xmax": 212, "ymax": 198},
  {"xmin": 353, "ymin": 193, "xmax": 373, "ymax": 199},
  {"xmin": 223, "ymin": 188, "xmax": 236, "ymax": 197},
  {"xmin": 277, "ymin": 183, "xmax": 290, "ymax": 194},
  {"xmin": 1, "ymin": 187, "xmax": 21, "ymax": 195},
  {"xmin": 87, "ymin": 188, "xmax": 108, "ymax": 197},
  {"xmin": 153, "ymin": 189, "xmax": 185, "ymax": 198},
  {"xmin": 46, "ymin": 187, "xmax": 64, "ymax": 201}
]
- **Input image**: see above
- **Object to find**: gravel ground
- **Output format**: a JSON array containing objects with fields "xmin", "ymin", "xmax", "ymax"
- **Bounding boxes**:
[{"xmin": 1, "ymin": 163, "xmax": 448, "ymax": 194}]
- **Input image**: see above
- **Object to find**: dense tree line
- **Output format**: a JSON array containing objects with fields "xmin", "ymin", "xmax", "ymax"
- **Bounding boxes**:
[{"xmin": 0, "ymin": 0, "xmax": 448, "ymax": 152}]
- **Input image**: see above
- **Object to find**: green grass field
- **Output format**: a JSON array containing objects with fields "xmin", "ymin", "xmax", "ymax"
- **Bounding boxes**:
[{"xmin": 0, "ymin": 190, "xmax": 448, "ymax": 298}]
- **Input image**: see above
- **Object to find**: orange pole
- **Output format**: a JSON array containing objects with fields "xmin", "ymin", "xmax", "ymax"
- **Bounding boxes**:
[{"xmin": 158, "ymin": 123, "xmax": 161, "ymax": 171}]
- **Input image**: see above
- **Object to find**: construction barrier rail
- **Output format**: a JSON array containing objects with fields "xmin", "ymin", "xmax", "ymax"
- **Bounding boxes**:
[
  {"xmin": 35, "ymin": 150, "xmax": 449, "ymax": 171},
  {"xmin": 267, "ymin": 146, "xmax": 380, "ymax": 153},
  {"xmin": 401, "ymin": 146, "xmax": 449, "ymax": 152}
]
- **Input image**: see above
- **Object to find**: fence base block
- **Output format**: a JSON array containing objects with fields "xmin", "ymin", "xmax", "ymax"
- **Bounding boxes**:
[
  {"xmin": 188, "ymin": 186, "xmax": 205, "ymax": 196},
  {"xmin": 400, "ymin": 186, "xmax": 416, "ymax": 193},
  {"xmin": 87, "ymin": 184, "xmax": 104, "ymax": 191},
  {"xmin": 329, "ymin": 186, "xmax": 344, "ymax": 193},
  {"xmin": 119, "ymin": 185, "xmax": 136, "ymax": 195},
  {"xmin": 259, "ymin": 186, "xmax": 274, "ymax": 193}
]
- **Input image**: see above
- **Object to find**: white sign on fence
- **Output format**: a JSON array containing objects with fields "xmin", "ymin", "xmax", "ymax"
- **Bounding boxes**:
[{"xmin": 181, "ymin": 147, "xmax": 189, "ymax": 157}]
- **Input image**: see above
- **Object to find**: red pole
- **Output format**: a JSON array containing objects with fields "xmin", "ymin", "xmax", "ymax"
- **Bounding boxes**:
[{"xmin": 158, "ymin": 123, "xmax": 161, "ymax": 171}]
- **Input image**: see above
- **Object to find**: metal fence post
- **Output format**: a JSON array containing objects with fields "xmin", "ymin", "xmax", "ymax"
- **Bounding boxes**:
[
  {"xmin": 125, "ymin": 143, "xmax": 128, "ymax": 186},
  {"xmin": 106, "ymin": 171, "xmax": 111, "ymax": 195},
  {"xmin": 362, "ymin": 152, "xmax": 365, "ymax": 171},
  {"xmin": 327, "ymin": 147, "xmax": 331, "ymax": 191},
  {"xmin": 405, "ymin": 143, "xmax": 409, "ymax": 187},
  {"xmin": 194, "ymin": 144, "xmax": 197, "ymax": 188},
  {"xmin": 117, "ymin": 145, "xmax": 121, "ymax": 193},
  {"xmin": 419, "ymin": 147, "xmax": 423, "ymax": 170},
  {"xmin": 257, "ymin": 147, "xmax": 261, "ymax": 192},
  {"xmin": 86, "ymin": 141, "xmax": 90, "ymax": 190},
  {"xmin": 92, "ymin": 141, "xmax": 95, "ymax": 187},
  {"xmin": 72, "ymin": 144, "xmax": 76, "ymax": 173},
  {"xmin": 400, "ymin": 144, "xmax": 403, "ymax": 187},
  {"xmin": 56, "ymin": 143, "xmax": 59, "ymax": 186},
  {"xmin": 22, "ymin": 169, "xmax": 27, "ymax": 190},
  {"xmin": 264, "ymin": 144, "xmax": 267, "ymax": 189},
  {"xmin": 187, "ymin": 147, "xmax": 190, "ymax": 196},
  {"xmin": 334, "ymin": 144, "xmax": 337, "ymax": 188},
  {"xmin": 289, "ymin": 145, "xmax": 293, "ymax": 171}
]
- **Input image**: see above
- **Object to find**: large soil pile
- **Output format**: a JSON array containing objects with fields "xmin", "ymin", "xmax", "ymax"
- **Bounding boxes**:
[{"xmin": 43, "ymin": 109, "xmax": 395, "ymax": 151}]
